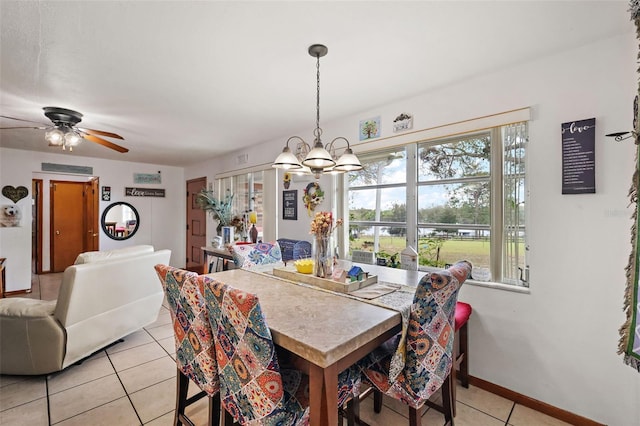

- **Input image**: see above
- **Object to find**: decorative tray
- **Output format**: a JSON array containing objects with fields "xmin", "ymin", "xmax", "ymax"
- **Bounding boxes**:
[{"xmin": 272, "ymin": 266, "xmax": 377, "ymax": 293}]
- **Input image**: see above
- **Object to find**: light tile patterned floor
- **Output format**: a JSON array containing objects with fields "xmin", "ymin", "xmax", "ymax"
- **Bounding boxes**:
[{"xmin": 0, "ymin": 273, "xmax": 571, "ymax": 425}]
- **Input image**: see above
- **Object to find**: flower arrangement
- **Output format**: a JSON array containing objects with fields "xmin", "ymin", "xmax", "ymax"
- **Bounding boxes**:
[
  {"xmin": 310, "ymin": 211, "xmax": 343, "ymax": 238},
  {"xmin": 310, "ymin": 211, "xmax": 342, "ymax": 278}
]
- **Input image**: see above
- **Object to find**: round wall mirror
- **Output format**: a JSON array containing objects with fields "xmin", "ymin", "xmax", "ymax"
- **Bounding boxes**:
[{"xmin": 101, "ymin": 202, "xmax": 140, "ymax": 240}]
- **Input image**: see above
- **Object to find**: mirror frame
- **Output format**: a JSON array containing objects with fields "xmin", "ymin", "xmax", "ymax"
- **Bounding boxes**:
[{"xmin": 101, "ymin": 201, "xmax": 140, "ymax": 241}]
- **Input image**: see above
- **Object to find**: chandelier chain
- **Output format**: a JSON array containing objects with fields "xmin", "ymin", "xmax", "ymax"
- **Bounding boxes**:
[{"xmin": 315, "ymin": 52, "xmax": 321, "ymax": 138}]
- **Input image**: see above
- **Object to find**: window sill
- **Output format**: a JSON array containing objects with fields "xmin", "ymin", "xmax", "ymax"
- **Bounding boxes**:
[{"xmin": 465, "ymin": 279, "xmax": 530, "ymax": 294}]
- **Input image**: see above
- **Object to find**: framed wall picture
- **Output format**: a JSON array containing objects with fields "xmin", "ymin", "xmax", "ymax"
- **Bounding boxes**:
[{"xmin": 283, "ymin": 190, "xmax": 297, "ymax": 220}]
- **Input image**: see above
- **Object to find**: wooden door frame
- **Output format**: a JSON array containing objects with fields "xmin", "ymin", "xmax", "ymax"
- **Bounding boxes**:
[
  {"xmin": 32, "ymin": 179, "xmax": 43, "ymax": 275},
  {"xmin": 186, "ymin": 177, "xmax": 207, "ymax": 272}
]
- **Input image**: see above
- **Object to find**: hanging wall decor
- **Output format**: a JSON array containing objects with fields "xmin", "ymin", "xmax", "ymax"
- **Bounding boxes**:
[
  {"xmin": 303, "ymin": 182, "xmax": 324, "ymax": 216},
  {"xmin": 2, "ymin": 185, "xmax": 28, "ymax": 204},
  {"xmin": 618, "ymin": 0, "xmax": 640, "ymax": 373}
]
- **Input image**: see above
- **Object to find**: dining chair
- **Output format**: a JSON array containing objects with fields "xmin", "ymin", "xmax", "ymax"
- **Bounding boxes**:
[
  {"xmin": 155, "ymin": 265, "xmax": 232, "ymax": 426},
  {"xmin": 200, "ymin": 274, "xmax": 362, "ymax": 425},
  {"xmin": 358, "ymin": 260, "xmax": 473, "ymax": 426}
]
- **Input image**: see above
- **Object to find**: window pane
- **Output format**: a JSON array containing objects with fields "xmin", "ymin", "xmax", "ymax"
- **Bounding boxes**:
[
  {"xmin": 349, "ymin": 187, "xmax": 407, "ymax": 222},
  {"xmin": 349, "ymin": 224, "xmax": 406, "ymax": 258},
  {"xmin": 418, "ymin": 135, "xmax": 490, "ymax": 181},
  {"xmin": 418, "ymin": 231, "xmax": 491, "ymax": 269},
  {"xmin": 418, "ymin": 182, "xmax": 490, "ymax": 225},
  {"xmin": 349, "ymin": 148, "xmax": 406, "ymax": 187},
  {"xmin": 503, "ymin": 122, "xmax": 527, "ymax": 285}
]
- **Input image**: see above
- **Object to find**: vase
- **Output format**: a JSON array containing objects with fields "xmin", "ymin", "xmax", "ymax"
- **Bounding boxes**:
[
  {"xmin": 313, "ymin": 236, "xmax": 333, "ymax": 278},
  {"xmin": 250, "ymin": 224, "xmax": 258, "ymax": 243}
]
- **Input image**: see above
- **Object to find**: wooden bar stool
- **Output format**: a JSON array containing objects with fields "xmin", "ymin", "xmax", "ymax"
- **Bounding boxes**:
[{"xmin": 452, "ymin": 301, "xmax": 473, "ymax": 416}]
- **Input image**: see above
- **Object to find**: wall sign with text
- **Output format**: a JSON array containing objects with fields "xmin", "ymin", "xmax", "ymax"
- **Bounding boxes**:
[
  {"xmin": 283, "ymin": 190, "xmax": 297, "ymax": 220},
  {"xmin": 125, "ymin": 187, "xmax": 166, "ymax": 197},
  {"xmin": 562, "ymin": 117, "xmax": 596, "ymax": 194}
]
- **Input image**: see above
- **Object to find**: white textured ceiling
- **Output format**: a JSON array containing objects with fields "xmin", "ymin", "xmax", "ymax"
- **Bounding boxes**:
[{"xmin": 0, "ymin": 1, "xmax": 632, "ymax": 166}]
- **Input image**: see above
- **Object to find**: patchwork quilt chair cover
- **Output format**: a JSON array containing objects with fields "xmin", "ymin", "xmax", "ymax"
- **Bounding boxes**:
[
  {"xmin": 231, "ymin": 241, "xmax": 283, "ymax": 269},
  {"xmin": 154, "ymin": 265, "xmax": 221, "ymax": 424},
  {"xmin": 201, "ymin": 275, "xmax": 361, "ymax": 426},
  {"xmin": 360, "ymin": 261, "xmax": 472, "ymax": 412}
]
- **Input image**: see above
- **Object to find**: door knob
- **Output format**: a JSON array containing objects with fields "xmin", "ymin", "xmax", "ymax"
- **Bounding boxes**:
[{"xmin": 56, "ymin": 230, "xmax": 60, "ymax": 235}]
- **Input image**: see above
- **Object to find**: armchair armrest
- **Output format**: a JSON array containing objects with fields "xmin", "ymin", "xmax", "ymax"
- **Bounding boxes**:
[{"xmin": 0, "ymin": 298, "xmax": 66, "ymax": 375}]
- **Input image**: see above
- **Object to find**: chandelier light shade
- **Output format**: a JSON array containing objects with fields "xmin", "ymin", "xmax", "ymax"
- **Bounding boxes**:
[{"xmin": 273, "ymin": 44, "xmax": 362, "ymax": 179}]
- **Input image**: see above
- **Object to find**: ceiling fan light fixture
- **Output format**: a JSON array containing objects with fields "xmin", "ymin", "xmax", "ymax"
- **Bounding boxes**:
[
  {"xmin": 45, "ymin": 127, "xmax": 64, "ymax": 146},
  {"xmin": 64, "ymin": 129, "xmax": 82, "ymax": 147}
]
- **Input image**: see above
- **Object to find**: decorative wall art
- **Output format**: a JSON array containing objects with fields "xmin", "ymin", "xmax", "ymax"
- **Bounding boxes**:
[
  {"xmin": 0, "ymin": 205, "xmax": 22, "ymax": 227},
  {"xmin": 283, "ymin": 190, "xmax": 297, "ymax": 220},
  {"xmin": 125, "ymin": 187, "xmax": 166, "ymax": 197},
  {"xmin": 561, "ymin": 118, "xmax": 596, "ymax": 194},
  {"xmin": 133, "ymin": 172, "xmax": 162, "ymax": 184},
  {"xmin": 2, "ymin": 185, "xmax": 28, "ymax": 203},
  {"xmin": 303, "ymin": 182, "xmax": 324, "ymax": 216},
  {"xmin": 0, "ymin": 185, "xmax": 28, "ymax": 228},
  {"xmin": 283, "ymin": 172, "xmax": 291, "ymax": 189},
  {"xmin": 393, "ymin": 113, "xmax": 413, "ymax": 133},
  {"xmin": 102, "ymin": 186, "xmax": 111, "ymax": 201},
  {"xmin": 619, "ymin": 2, "xmax": 640, "ymax": 373},
  {"xmin": 359, "ymin": 116, "xmax": 381, "ymax": 141}
]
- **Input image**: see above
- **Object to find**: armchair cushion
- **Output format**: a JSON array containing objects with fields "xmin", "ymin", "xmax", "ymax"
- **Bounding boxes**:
[{"xmin": 0, "ymin": 299, "xmax": 65, "ymax": 375}]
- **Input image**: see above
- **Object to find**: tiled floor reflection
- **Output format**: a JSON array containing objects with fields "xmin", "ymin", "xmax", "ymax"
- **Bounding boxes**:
[{"xmin": 0, "ymin": 273, "xmax": 571, "ymax": 425}]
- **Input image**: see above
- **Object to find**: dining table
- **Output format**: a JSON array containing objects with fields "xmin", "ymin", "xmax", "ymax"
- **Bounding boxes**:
[{"xmin": 206, "ymin": 264, "xmax": 425, "ymax": 426}]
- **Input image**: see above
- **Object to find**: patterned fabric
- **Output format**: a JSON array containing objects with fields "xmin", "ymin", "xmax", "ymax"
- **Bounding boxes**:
[
  {"xmin": 154, "ymin": 265, "xmax": 219, "ymax": 396},
  {"xmin": 360, "ymin": 260, "xmax": 472, "ymax": 409},
  {"xmin": 200, "ymin": 275, "xmax": 360, "ymax": 425},
  {"xmin": 232, "ymin": 242, "xmax": 282, "ymax": 269}
]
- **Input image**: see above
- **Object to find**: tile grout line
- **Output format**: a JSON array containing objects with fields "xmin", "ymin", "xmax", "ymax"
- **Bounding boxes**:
[
  {"xmin": 105, "ymin": 348, "xmax": 145, "ymax": 426},
  {"xmin": 505, "ymin": 401, "xmax": 516, "ymax": 425}
]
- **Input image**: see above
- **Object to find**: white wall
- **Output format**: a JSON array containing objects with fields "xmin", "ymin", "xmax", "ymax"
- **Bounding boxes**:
[
  {"xmin": 189, "ymin": 31, "xmax": 640, "ymax": 424},
  {"xmin": 0, "ymin": 148, "xmax": 185, "ymax": 291}
]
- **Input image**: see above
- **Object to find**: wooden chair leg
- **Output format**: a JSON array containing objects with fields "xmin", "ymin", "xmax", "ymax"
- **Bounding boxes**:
[
  {"xmin": 347, "ymin": 395, "xmax": 359, "ymax": 426},
  {"xmin": 450, "ymin": 366, "xmax": 457, "ymax": 417},
  {"xmin": 459, "ymin": 322, "xmax": 469, "ymax": 388},
  {"xmin": 441, "ymin": 373, "xmax": 455, "ymax": 426},
  {"xmin": 409, "ymin": 407, "xmax": 421, "ymax": 426},
  {"xmin": 373, "ymin": 389, "xmax": 383, "ymax": 413},
  {"xmin": 175, "ymin": 370, "xmax": 189, "ymax": 426}
]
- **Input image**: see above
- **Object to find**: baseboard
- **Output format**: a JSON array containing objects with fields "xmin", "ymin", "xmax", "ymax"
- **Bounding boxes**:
[
  {"xmin": 467, "ymin": 375, "xmax": 604, "ymax": 426},
  {"xmin": 3, "ymin": 288, "xmax": 32, "ymax": 296}
]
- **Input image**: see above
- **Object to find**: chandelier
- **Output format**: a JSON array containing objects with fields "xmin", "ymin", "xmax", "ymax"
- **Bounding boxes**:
[{"xmin": 272, "ymin": 44, "xmax": 362, "ymax": 179}]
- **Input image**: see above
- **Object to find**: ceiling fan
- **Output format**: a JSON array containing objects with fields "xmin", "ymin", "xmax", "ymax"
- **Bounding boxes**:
[{"xmin": 0, "ymin": 106, "xmax": 128, "ymax": 153}]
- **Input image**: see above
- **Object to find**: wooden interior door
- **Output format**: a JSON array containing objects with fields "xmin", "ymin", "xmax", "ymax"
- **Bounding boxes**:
[
  {"xmin": 83, "ymin": 178, "xmax": 100, "ymax": 252},
  {"xmin": 186, "ymin": 177, "xmax": 207, "ymax": 272},
  {"xmin": 32, "ymin": 179, "xmax": 43, "ymax": 274},
  {"xmin": 51, "ymin": 181, "xmax": 86, "ymax": 272}
]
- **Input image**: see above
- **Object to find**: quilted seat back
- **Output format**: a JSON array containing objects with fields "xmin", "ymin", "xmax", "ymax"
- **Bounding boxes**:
[
  {"xmin": 201, "ymin": 275, "xmax": 308, "ymax": 425},
  {"xmin": 403, "ymin": 260, "xmax": 471, "ymax": 400},
  {"xmin": 154, "ymin": 265, "xmax": 219, "ymax": 396}
]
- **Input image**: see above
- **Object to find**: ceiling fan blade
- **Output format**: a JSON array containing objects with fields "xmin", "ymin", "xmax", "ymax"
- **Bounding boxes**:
[
  {"xmin": 0, "ymin": 126, "xmax": 47, "ymax": 130},
  {"xmin": 0, "ymin": 115, "xmax": 49, "ymax": 126},
  {"xmin": 83, "ymin": 133, "xmax": 129, "ymax": 153},
  {"xmin": 78, "ymin": 127, "xmax": 124, "ymax": 140}
]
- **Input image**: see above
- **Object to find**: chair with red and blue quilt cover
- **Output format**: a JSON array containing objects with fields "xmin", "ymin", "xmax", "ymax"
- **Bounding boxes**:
[
  {"xmin": 359, "ymin": 260, "xmax": 472, "ymax": 426},
  {"xmin": 200, "ymin": 274, "xmax": 362, "ymax": 425},
  {"xmin": 154, "ymin": 265, "xmax": 231, "ymax": 426}
]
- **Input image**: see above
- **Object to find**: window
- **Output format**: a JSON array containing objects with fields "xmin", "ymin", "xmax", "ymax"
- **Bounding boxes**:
[
  {"xmin": 217, "ymin": 171, "xmax": 264, "ymax": 240},
  {"xmin": 348, "ymin": 122, "xmax": 528, "ymax": 286}
]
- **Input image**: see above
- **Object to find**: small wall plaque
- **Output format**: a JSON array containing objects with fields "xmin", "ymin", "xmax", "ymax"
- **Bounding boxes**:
[
  {"xmin": 133, "ymin": 172, "xmax": 161, "ymax": 184},
  {"xmin": 125, "ymin": 187, "xmax": 165, "ymax": 197}
]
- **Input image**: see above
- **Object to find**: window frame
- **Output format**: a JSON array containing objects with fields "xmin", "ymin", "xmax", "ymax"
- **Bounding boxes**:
[{"xmin": 345, "ymin": 123, "xmax": 528, "ymax": 287}]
